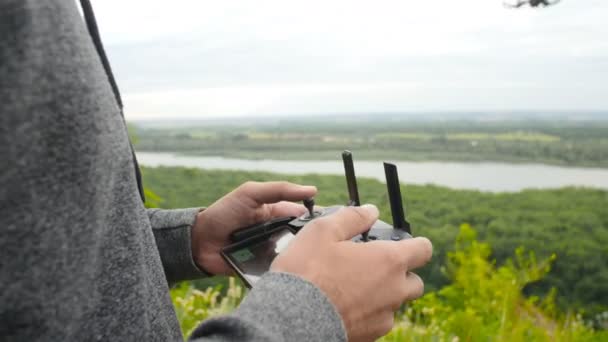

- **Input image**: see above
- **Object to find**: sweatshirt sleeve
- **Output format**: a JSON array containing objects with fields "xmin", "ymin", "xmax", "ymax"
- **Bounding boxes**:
[
  {"xmin": 147, "ymin": 207, "xmax": 208, "ymax": 283},
  {"xmin": 189, "ymin": 272, "xmax": 347, "ymax": 342}
]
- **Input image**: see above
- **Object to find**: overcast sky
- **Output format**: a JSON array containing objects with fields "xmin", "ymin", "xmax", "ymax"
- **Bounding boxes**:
[{"xmin": 92, "ymin": 0, "xmax": 608, "ymax": 119}]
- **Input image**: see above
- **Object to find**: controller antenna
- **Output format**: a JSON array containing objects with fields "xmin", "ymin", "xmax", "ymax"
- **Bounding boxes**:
[
  {"xmin": 384, "ymin": 162, "xmax": 411, "ymax": 234},
  {"xmin": 342, "ymin": 151, "xmax": 361, "ymax": 207},
  {"xmin": 343, "ymin": 150, "xmax": 369, "ymax": 241}
]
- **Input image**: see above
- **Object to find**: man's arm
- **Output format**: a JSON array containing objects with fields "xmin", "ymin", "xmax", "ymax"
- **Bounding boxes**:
[
  {"xmin": 147, "ymin": 207, "xmax": 208, "ymax": 284},
  {"xmin": 190, "ymin": 273, "xmax": 346, "ymax": 342},
  {"xmin": 145, "ymin": 181, "xmax": 317, "ymax": 284}
]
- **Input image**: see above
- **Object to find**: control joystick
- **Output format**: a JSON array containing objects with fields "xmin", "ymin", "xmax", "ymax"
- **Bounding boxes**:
[
  {"xmin": 299, "ymin": 197, "xmax": 325, "ymax": 222},
  {"xmin": 303, "ymin": 198, "xmax": 316, "ymax": 218}
]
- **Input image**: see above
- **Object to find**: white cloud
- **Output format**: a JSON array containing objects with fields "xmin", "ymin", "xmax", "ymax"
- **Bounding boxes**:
[{"xmin": 91, "ymin": 0, "xmax": 608, "ymax": 118}]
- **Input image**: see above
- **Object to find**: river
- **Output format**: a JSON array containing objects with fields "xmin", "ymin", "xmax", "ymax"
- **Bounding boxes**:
[{"xmin": 136, "ymin": 152, "xmax": 608, "ymax": 192}]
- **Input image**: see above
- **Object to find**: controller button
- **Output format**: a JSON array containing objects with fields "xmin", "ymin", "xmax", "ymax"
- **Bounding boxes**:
[{"xmin": 391, "ymin": 235, "xmax": 401, "ymax": 241}]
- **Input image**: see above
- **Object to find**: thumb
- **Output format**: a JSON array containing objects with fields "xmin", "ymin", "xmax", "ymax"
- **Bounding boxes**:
[{"xmin": 312, "ymin": 205, "xmax": 379, "ymax": 242}]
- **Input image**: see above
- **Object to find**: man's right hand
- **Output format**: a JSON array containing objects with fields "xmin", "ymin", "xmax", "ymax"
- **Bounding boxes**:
[{"xmin": 270, "ymin": 205, "xmax": 433, "ymax": 342}]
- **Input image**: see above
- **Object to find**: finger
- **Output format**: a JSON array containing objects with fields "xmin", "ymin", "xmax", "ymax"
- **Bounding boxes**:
[
  {"xmin": 238, "ymin": 181, "xmax": 317, "ymax": 204},
  {"xmin": 377, "ymin": 312, "xmax": 396, "ymax": 339},
  {"xmin": 386, "ymin": 271, "xmax": 423, "ymax": 310},
  {"xmin": 311, "ymin": 205, "xmax": 379, "ymax": 241},
  {"xmin": 267, "ymin": 201, "xmax": 308, "ymax": 218},
  {"xmin": 401, "ymin": 272, "xmax": 424, "ymax": 301},
  {"xmin": 362, "ymin": 311, "xmax": 395, "ymax": 341},
  {"xmin": 395, "ymin": 237, "xmax": 433, "ymax": 270}
]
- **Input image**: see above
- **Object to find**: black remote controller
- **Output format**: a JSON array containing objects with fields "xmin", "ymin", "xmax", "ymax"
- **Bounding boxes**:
[{"xmin": 221, "ymin": 151, "xmax": 412, "ymax": 288}]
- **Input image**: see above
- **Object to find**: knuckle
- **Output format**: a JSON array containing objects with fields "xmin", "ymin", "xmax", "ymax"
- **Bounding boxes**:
[
  {"xmin": 306, "ymin": 219, "xmax": 324, "ymax": 231},
  {"xmin": 344, "ymin": 206, "xmax": 375, "ymax": 228},
  {"xmin": 384, "ymin": 246, "xmax": 403, "ymax": 266},
  {"xmin": 240, "ymin": 181, "xmax": 258, "ymax": 192},
  {"xmin": 331, "ymin": 207, "xmax": 353, "ymax": 225},
  {"xmin": 305, "ymin": 217, "xmax": 330, "ymax": 234},
  {"xmin": 312, "ymin": 211, "xmax": 335, "ymax": 226},
  {"xmin": 276, "ymin": 180, "xmax": 290, "ymax": 190},
  {"xmin": 314, "ymin": 216, "xmax": 346, "ymax": 240}
]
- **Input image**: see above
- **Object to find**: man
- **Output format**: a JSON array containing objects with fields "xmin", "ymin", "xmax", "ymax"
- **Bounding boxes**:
[{"xmin": 0, "ymin": 1, "xmax": 433, "ymax": 341}]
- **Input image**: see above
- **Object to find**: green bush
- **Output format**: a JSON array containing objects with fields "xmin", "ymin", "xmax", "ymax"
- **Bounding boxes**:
[
  {"xmin": 381, "ymin": 224, "xmax": 604, "ymax": 341},
  {"xmin": 171, "ymin": 225, "xmax": 607, "ymax": 341},
  {"xmin": 170, "ymin": 277, "xmax": 244, "ymax": 338}
]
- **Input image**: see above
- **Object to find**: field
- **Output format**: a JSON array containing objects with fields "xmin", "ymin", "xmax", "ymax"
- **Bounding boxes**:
[
  {"xmin": 141, "ymin": 166, "xmax": 608, "ymax": 340},
  {"xmin": 131, "ymin": 116, "xmax": 608, "ymax": 168}
]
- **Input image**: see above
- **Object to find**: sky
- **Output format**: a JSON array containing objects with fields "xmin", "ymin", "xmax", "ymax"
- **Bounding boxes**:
[{"xmin": 92, "ymin": 0, "xmax": 608, "ymax": 119}]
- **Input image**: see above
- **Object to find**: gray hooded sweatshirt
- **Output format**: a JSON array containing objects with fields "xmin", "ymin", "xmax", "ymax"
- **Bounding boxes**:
[{"xmin": 0, "ymin": 1, "xmax": 345, "ymax": 341}]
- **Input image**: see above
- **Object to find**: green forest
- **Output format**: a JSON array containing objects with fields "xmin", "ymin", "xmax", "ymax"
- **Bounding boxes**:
[
  {"xmin": 142, "ymin": 165, "xmax": 608, "ymax": 341},
  {"xmin": 132, "ymin": 118, "xmax": 608, "ymax": 168}
]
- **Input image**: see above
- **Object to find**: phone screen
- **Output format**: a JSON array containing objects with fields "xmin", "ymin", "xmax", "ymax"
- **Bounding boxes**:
[{"xmin": 227, "ymin": 228, "xmax": 295, "ymax": 285}]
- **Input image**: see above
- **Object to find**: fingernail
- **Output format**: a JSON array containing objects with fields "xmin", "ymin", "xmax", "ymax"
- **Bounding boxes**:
[
  {"xmin": 361, "ymin": 204, "xmax": 379, "ymax": 214},
  {"xmin": 303, "ymin": 185, "xmax": 317, "ymax": 191}
]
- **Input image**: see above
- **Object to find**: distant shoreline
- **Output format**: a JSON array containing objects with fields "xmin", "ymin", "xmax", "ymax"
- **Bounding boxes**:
[
  {"xmin": 134, "ymin": 149, "xmax": 608, "ymax": 170},
  {"xmin": 130, "ymin": 118, "xmax": 608, "ymax": 170},
  {"xmin": 135, "ymin": 152, "xmax": 608, "ymax": 192}
]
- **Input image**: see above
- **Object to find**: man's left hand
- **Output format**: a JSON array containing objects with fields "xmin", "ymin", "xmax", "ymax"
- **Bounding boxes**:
[{"xmin": 191, "ymin": 181, "xmax": 317, "ymax": 275}]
